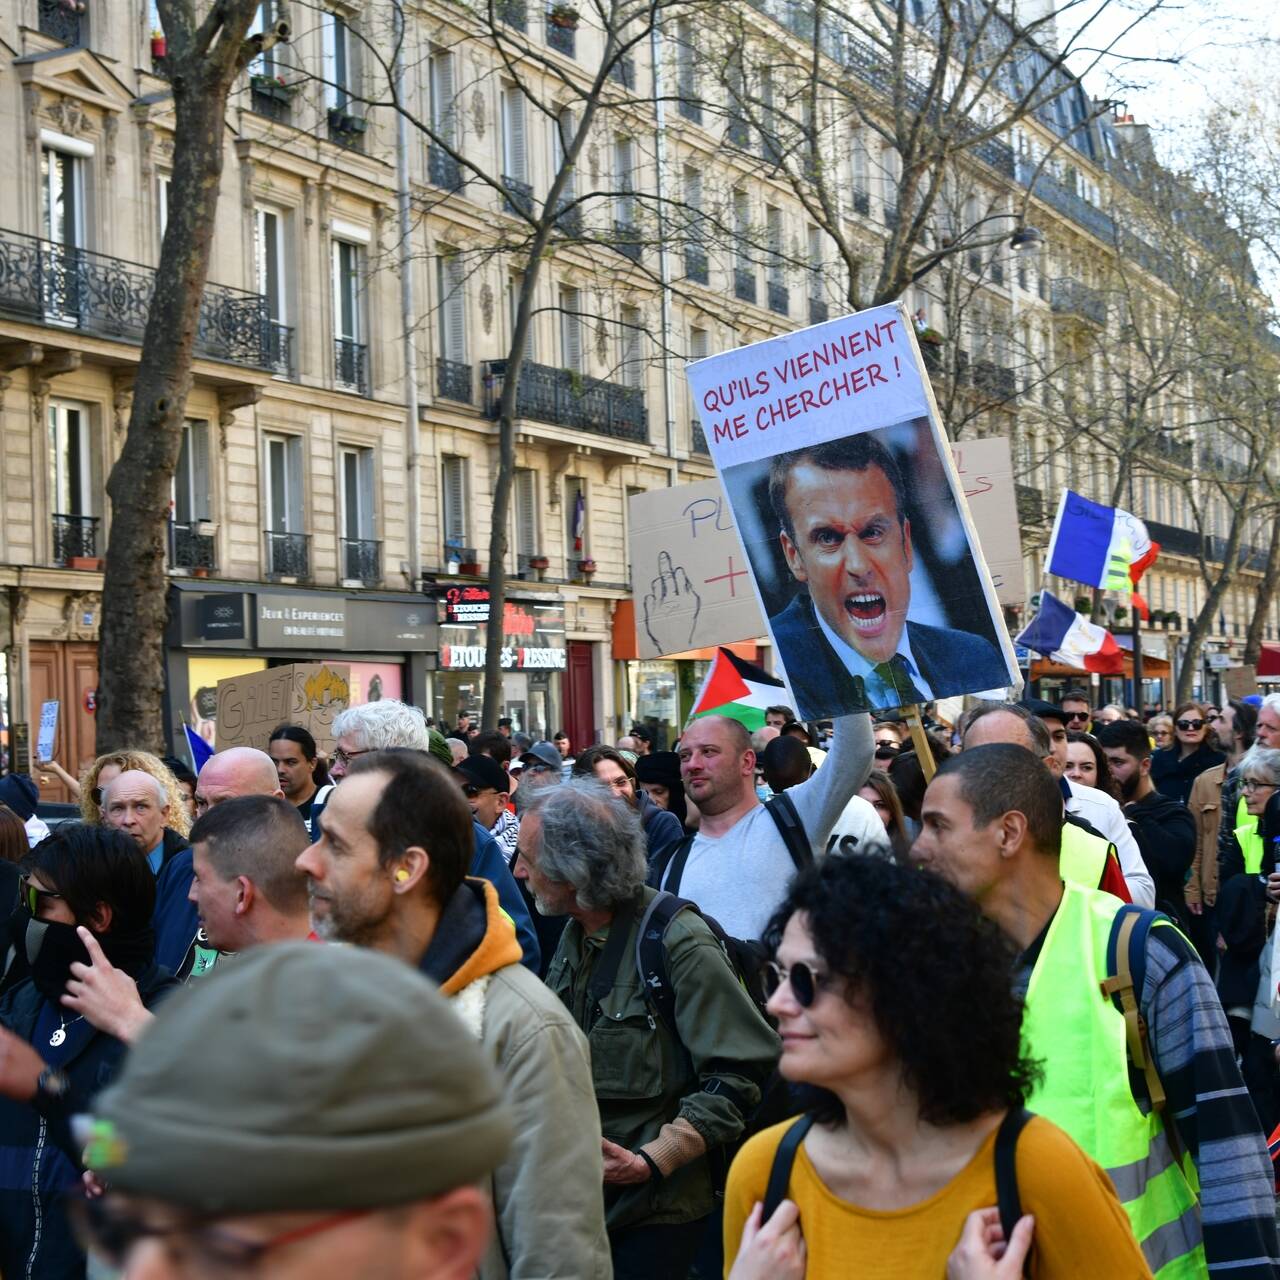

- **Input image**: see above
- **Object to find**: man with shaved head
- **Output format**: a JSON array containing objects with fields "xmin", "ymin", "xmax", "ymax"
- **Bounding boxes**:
[
  {"xmin": 193, "ymin": 746, "xmax": 284, "ymax": 816},
  {"xmin": 661, "ymin": 713, "xmax": 879, "ymax": 939},
  {"xmin": 101, "ymin": 770, "xmax": 174, "ymax": 873}
]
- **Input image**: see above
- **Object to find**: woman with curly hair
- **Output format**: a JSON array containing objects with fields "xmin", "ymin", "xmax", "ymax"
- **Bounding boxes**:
[
  {"xmin": 78, "ymin": 751, "xmax": 192, "ymax": 839},
  {"xmin": 724, "ymin": 856, "xmax": 1149, "ymax": 1279}
]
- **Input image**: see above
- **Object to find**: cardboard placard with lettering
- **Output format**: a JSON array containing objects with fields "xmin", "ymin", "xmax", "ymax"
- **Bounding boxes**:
[
  {"xmin": 948, "ymin": 437, "xmax": 1024, "ymax": 606},
  {"xmin": 1222, "ymin": 665, "xmax": 1258, "ymax": 703},
  {"xmin": 628, "ymin": 480, "xmax": 766, "ymax": 658},
  {"xmin": 685, "ymin": 301, "xmax": 1018, "ymax": 719},
  {"xmin": 214, "ymin": 663, "xmax": 351, "ymax": 754}
]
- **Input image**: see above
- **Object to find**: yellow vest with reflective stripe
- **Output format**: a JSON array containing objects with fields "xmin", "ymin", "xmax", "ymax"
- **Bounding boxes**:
[
  {"xmin": 1023, "ymin": 884, "xmax": 1207, "ymax": 1279},
  {"xmin": 1235, "ymin": 793, "xmax": 1264, "ymax": 876},
  {"xmin": 1060, "ymin": 822, "xmax": 1111, "ymax": 891}
]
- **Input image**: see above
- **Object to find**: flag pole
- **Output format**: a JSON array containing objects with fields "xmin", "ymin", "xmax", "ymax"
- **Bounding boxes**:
[{"xmin": 904, "ymin": 705, "xmax": 936, "ymax": 781}]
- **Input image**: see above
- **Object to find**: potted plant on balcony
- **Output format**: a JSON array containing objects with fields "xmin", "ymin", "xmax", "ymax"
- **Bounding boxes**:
[
  {"xmin": 548, "ymin": 3, "xmax": 580, "ymax": 27},
  {"xmin": 151, "ymin": 27, "xmax": 166, "ymax": 58},
  {"xmin": 1166, "ymin": 611, "xmax": 1181, "ymax": 630},
  {"xmin": 459, "ymin": 555, "xmax": 483, "ymax": 575},
  {"xmin": 1112, "ymin": 605, "xmax": 1128, "ymax": 624},
  {"xmin": 917, "ymin": 326, "xmax": 945, "ymax": 346},
  {"xmin": 1073, "ymin": 595, "xmax": 1091, "ymax": 614},
  {"xmin": 577, "ymin": 557, "xmax": 598, "ymax": 578},
  {"xmin": 250, "ymin": 73, "xmax": 297, "ymax": 103},
  {"xmin": 328, "ymin": 107, "xmax": 369, "ymax": 136},
  {"xmin": 1147, "ymin": 609, "xmax": 1166, "ymax": 628}
]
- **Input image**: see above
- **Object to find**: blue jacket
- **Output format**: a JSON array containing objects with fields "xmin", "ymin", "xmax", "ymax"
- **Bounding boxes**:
[
  {"xmin": 769, "ymin": 592, "xmax": 1009, "ymax": 718},
  {"xmin": 153, "ymin": 849, "xmax": 199, "ymax": 974}
]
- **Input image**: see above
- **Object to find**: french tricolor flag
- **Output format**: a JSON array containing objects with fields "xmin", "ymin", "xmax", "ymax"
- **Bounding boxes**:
[
  {"xmin": 1047, "ymin": 492, "xmax": 1159, "ymax": 592},
  {"xmin": 1015, "ymin": 591, "xmax": 1125, "ymax": 675}
]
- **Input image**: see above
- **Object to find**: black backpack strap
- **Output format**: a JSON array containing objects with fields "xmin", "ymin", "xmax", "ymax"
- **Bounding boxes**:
[
  {"xmin": 588, "ymin": 897, "xmax": 639, "ymax": 1019},
  {"xmin": 765, "ymin": 793, "xmax": 814, "ymax": 871},
  {"xmin": 762, "ymin": 1114, "xmax": 816, "ymax": 1223},
  {"xmin": 634, "ymin": 891, "xmax": 688, "ymax": 1032},
  {"xmin": 994, "ymin": 1107, "xmax": 1032, "ymax": 1273},
  {"xmin": 651, "ymin": 834, "xmax": 695, "ymax": 892}
]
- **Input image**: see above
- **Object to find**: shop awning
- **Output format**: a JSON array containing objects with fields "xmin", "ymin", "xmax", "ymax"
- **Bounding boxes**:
[
  {"xmin": 1030, "ymin": 651, "xmax": 1170, "ymax": 679},
  {"xmin": 1258, "ymin": 642, "xmax": 1280, "ymax": 679}
]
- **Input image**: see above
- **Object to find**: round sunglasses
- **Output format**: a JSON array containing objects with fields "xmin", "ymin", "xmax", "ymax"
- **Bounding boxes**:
[{"xmin": 761, "ymin": 959, "xmax": 833, "ymax": 1008}]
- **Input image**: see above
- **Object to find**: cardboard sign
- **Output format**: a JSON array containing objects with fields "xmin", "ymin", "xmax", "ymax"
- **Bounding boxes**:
[
  {"xmin": 685, "ymin": 302, "xmax": 1018, "ymax": 719},
  {"xmin": 36, "ymin": 701, "xmax": 59, "ymax": 763},
  {"xmin": 948, "ymin": 437, "xmax": 1024, "ymax": 606},
  {"xmin": 214, "ymin": 663, "xmax": 351, "ymax": 754},
  {"xmin": 1222, "ymin": 665, "xmax": 1258, "ymax": 702},
  {"xmin": 628, "ymin": 480, "xmax": 766, "ymax": 658}
]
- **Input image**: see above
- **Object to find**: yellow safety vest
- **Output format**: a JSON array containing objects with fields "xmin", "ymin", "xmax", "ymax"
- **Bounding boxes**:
[
  {"xmin": 1060, "ymin": 822, "xmax": 1114, "ymax": 893},
  {"xmin": 1023, "ymin": 883, "xmax": 1206, "ymax": 1278},
  {"xmin": 1234, "ymin": 792, "xmax": 1264, "ymax": 876}
]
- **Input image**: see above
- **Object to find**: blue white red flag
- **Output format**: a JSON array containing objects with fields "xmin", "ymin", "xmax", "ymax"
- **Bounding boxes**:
[
  {"xmin": 1046, "ymin": 491, "xmax": 1159, "ymax": 592},
  {"xmin": 184, "ymin": 723, "xmax": 214, "ymax": 773},
  {"xmin": 572, "ymin": 489, "xmax": 585, "ymax": 553},
  {"xmin": 1015, "ymin": 591, "xmax": 1124, "ymax": 675}
]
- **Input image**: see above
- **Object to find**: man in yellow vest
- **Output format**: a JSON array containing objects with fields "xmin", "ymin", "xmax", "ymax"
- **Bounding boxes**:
[{"xmin": 912, "ymin": 742, "xmax": 1278, "ymax": 1280}]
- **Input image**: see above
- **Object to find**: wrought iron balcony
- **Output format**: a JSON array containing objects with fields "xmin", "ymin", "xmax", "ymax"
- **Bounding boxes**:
[
  {"xmin": 266, "ymin": 321, "xmax": 294, "ymax": 377},
  {"xmin": 920, "ymin": 342, "xmax": 943, "ymax": 374},
  {"xmin": 39, "ymin": 0, "xmax": 83, "ymax": 43},
  {"xmin": 1015, "ymin": 485, "xmax": 1044, "ymax": 528},
  {"xmin": 851, "ymin": 188, "xmax": 870, "ymax": 216},
  {"xmin": 1147, "ymin": 433, "xmax": 1194, "ymax": 470},
  {"xmin": 437, "ymin": 357, "xmax": 473, "ymax": 404},
  {"xmin": 169, "ymin": 520, "xmax": 217, "ymax": 572},
  {"xmin": 503, "ymin": 176, "xmax": 535, "ymax": 218},
  {"xmin": 726, "ymin": 115, "xmax": 751, "ymax": 149},
  {"xmin": 334, "ymin": 337, "xmax": 369, "ymax": 394},
  {"xmin": 972, "ymin": 136, "xmax": 1015, "ymax": 178},
  {"xmin": 972, "ymin": 360, "xmax": 1016, "ymax": 401},
  {"xmin": 428, "ymin": 144, "xmax": 464, "ymax": 192},
  {"xmin": 610, "ymin": 56, "xmax": 636, "ymax": 88},
  {"xmin": 1049, "ymin": 278, "xmax": 1106, "ymax": 327},
  {"xmin": 265, "ymin": 530, "xmax": 310, "ymax": 579},
  {"xmin": 1018, "ymin": 161, "xmax": 1115, "ymax": 244},
  {"xmin": 483, "ymin": 359, "xmax": 647, "ymax": 444},
  {"xmin": 734, "ymin": 267, "xmax": 757, "ymax": 304},
  {"xmin": 883, "ymin": 203, "xmax": 900, "ymax": 231},
  {"xmin": 684, "ymin": 245, "xmax": 709, "ymax": 284},
  {"xmin": 0, "ymin": 228, "xmax": 273, "ymax": 370},
  {"xmin": 808, "ymin": 297, "xmax": 828, "ymax": 325},
  {"xmin": 327, "ymin": 107, "xmax": 368, "ymax": 150},
  {"xmin": 342, "ymin": 537, "xmax": 381, "ymax": 584},
  {"xmin": 546, "ymin": 15, "xmax": 575, "ymax": 55},
  {"xmin": 52, "ymin": 513, "xmax": 98, "ymax": 564},
  {"xmin": 691, "ymin": 419, "xmax": 709, "ymax": 455},
  {"xmin": 552, "ymin": 198, "xmax": 582, "ymax": 237},
  {"xmin": 249, "ymin": 77, "xmax": 293, "ymax": 123},
  {"xmin": 678, "ymin": 97, "xmax": 703, "ymax": 125},
  {"xmin": 613, "ymin": 220, "xmax": 642, "ymax": 261},
  {"xmin": 768, "ymin": 281, "xmax": 789, "ymax": 315},
  {"xmin": 496, "ymin": 0, "xmax": 527, "ymax": 30}
]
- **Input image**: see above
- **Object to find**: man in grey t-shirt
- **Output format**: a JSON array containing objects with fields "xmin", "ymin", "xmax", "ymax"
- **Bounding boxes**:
[{"xmin": 669, "ymin": 714, "xmax": 879, "ymax": 938}]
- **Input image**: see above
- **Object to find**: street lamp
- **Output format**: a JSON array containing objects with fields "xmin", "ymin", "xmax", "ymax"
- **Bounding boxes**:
[{"xmin": 1009, "ymin": 224, "xmax": 1045, "ymax": 251}]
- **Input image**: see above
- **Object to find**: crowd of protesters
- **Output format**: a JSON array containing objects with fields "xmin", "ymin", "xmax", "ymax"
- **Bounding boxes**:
[{"xmin": 0, "ymin": 685, "xmax": 1277, "ymax": 1278}]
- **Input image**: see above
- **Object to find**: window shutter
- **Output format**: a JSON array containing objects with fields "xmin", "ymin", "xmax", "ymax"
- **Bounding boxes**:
[
  {"xmin": 504, "ymin": 86, "xmax": 527, "ymax": 180},
  {"xmin": 322, "ymin": 13, "xmax": 339, "ymax": 109},
  {"xmin": 515, "ymin": 469, "xmax": 537, "ymax": 556},
  {"xmin": 431, "ymin": 51, "xmax": 456, "ymax": 143},
  {"xmin": 440, "ymin": 253, "xmax": 466, "ymax": 363},
  {"xmin": 286, "ymin": 437, "xmax": 304, "ymax": 532},
  {"xmin": 443, "ymin": 456, "xmax": 466, "ymax": 543},
  {"xmin": 620, "ymin": 306, "xmax": 642, "ymax": 388},
  {"xmin": 561, "ymin": 288, "xmax": 581, "ymax": 372},
  {"xmin": 358, "ymin": 449, "xmax": 375, "ymax": 539},
  {"xmin": 191, "ymin": 420, "xmax": 211, "ymax": 521}
]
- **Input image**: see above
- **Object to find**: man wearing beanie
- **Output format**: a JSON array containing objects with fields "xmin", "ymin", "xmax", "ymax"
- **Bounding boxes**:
[
  {"xmin": 297, "ymin": 749, "xmax": 611, "ymax": 1279},
  {"xmin": 79, "ymin": 943, "xmax": 513, "ymax": 1278},
  {"xmin": 634, "ymin": 750, "xmax": 690, "ymax": 830}
]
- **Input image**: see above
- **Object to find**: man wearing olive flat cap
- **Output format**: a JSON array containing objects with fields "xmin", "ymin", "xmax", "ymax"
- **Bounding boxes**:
[{"xmin": 79, "ymin": 942, "xmax": 514, "ymax": 1280}]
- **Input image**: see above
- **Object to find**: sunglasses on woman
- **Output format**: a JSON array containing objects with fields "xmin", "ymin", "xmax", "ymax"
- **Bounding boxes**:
[
  {"xmin": 761, "ymin": 959, "xmax": 832, "ymax": 1008},
  {"xmin": 1175, "ymin": 719, "xmax": 1204, "ymax": 731},
  {"xmin": 20, "ymin": 877, "xmax": 64, "ymax": 916}
]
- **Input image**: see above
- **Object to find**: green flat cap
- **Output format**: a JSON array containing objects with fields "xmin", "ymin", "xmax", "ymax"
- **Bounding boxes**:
[{"xmin": 86, "ymin": 942, "xmax": 512, "ymax": 1214}]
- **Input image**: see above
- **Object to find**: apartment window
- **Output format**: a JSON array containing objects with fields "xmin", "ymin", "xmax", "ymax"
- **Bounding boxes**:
[
  {"xmin": 850, "ymin": 130, "xmax": 869, "ymax": 213},
  {"xmin": 173, "ymin": 420, "xmax": 211, "ymax": 525},
  {"xmin": 437, "ymin": 250, "xmax": 469, "ymax": 402},
  {"xmin": 442, "ymin": 455, "xmax": 468, "ymax": 561},
  {"xmin": 255, "ymin": 206, "xmax": 292, "ymax": 374},
  {"xmin": 508, "ymin": 272, "xmax": 535, "ymax": 361},
  {"xmin": 340, "ymin": 445, "xmax": 378, "ymax": 581},
  {"xmin": 614, "ymin": 136, "xmax": 638, "ymax": 257},
  {"xmin": 733, "ymin": 190, "xmax": 755, "ymax": 303},
  {"xmin": 41, "ymin": 146, "xmax": 84, "ymax": 248},
  {"xmin": 514, "ymin": 467, "xmax": 539, "ymax": 560},
  {"xmin": 559, "ymin": 286, "xmax": 582, "ymax": 372},
  {"xmin": 157, "ymin": 175, "xmax": 171, "ymax": 245},
  {"xmin": 675, "ymin": 18, "xmax": 700, "ymax": 122},
  {"xmin": 551, "ymin": 106, "xmax": 578, "ymax": 232},
  {"xmin": 502, "ymin": 84, "xmax": 528, "ymax": 184},
  {"xmin": 264, "ymin": 432, "xmax": 307, "ymax": 577},
  {"xmin": 619, "ymin": 305, "xmax": 643, "ymax": 388},
  {"xmin": 48, "ymin": 401, "xmax": 95, "ymax": 518},
  {"xmin": 331, "ymin": 239, "xmax": 367, "ymax": 392},
  {"xmin": 251, "ymin": 0, "xmax": 284, "ymax": 77},
  {"xmin": 766, "ymin": 206, "xmax": 787, "ymax": 314},
  {"xmin": 427, "ymin": 48, "xmax": 461, "ymax": 190},
  {"xmin": 565, "ymin": 475, "xmax": 586, "ymax": 560},
  {"xmin": 322, "ymin": 11, "xmax": 356, "ymax": 110},
  {"xmin": 689, "ymin": 326, "xmax": 708, "ymax": 448},
  {"xmin": 683, "ymin": 165, "xmax": 707, "ymax": 282}
]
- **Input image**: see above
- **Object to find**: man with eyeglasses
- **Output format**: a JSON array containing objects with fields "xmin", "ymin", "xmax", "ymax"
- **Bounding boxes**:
[
  {"xmin": 456, "ymin": 752, "xmax": 517, "ymax": 859},
  {"xmin": 1215, "ymin": 694, "xmax": 1280, "ymax": 912},
  {"xmin": 1059, "ymin": 687, "xmax": 1093, "ymax": 733},
  {"xmin": 77, "ymin": 942, "xmax": 513, "ymax": 1280}
]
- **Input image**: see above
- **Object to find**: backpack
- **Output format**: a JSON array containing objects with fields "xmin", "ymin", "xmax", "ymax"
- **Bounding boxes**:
[
  {"xmin": 649, "ymin": 791, "xmax": 814, "ymax": 895},
  {"xmin": 760, "ymin": 1108, "xmax": 1034, "ymax": 1274}
]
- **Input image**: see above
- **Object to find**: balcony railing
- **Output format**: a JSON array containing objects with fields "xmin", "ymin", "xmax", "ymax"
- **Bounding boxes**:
[
  {"xmin": 169, "ymin": 520, "xmax": 217, "ymax": 572},
  {"xmin": 1049, "ymin": 278, "xmax": 1106, "ymax": 327},
  {"xmin": 851, "ymin": 188, "xmax": 870, "ymax": 216},
  {"xmin": 428, "ymin": 144, "xmax": 464, "ymax": 192},
  {"xmin": 546, "ymin": 15, "xmax": 576, "ymax": 55},
  {"xmin": 808, "ymin": 297, "xmax": 828, "ymax": 325},
  {"xmin": 496, "ymin": 0, "xmax": 527, "ymax": 29},
  {"xmin": 327, "ymin": 108, "xmax": 368, "ymax": 150},
  {"xmin": 1018, "ymin": 161, "xmax": 1115, "ymax": 244},
  {"xmin": 972, "ymin": 360, "xmax": 1016, "ymax": 401},
  {"xmin": 610, "ymin": 56, "xmax": 636, "ymax": 88},
  {"xmin": 678, "ymin": 97, "xmax": 703, "ymax": 125},
  {"xmin": 684, "ymin": 245, "xmax": 709, "ymax": 284},
  {"xmin": 613, "ymin": 220, "xmax": 642, "ymax": 261},
  {"xmin": 0, "ymin": 228, "xmax": 273, "ymax": 370},
  {"xmin": 552, "ymin": 199, "xmax": 583, "ymax": 237},
  {"xmin": 342, "ymin": 537, "xmax": 381, "ymax": 584},
  {"xmin": 883, "ymin": 203, "xmax": 900, "ymax": 231},
  {"xmin": 249, "ymin": 79, "xmax": 292, "ymax": 123},
  {"xmin": 503, "ymin": 176, "xmax": 535, "ymax": 219},
  {"xmin": 265, "ymin": 530, "xmax": 310, "ymax": 579},
  {"xmin": 726, "ymin": 115, "xmax": 751, "ymax": 148},
  {"xmin": 691, "ymin": 420, "xmax": 709, "ymax": 455},
  {"xmin": 1147, "ymin": 433, "xmax": 1194, "ymax": 470},
  {"xmin": 768, "ymin": 281, "xmax": 789, "ymax": 315},
  {"xmin": 734, "ymin": 266, "xmax": 757, "ymax": 303},
  {"xmin": 266, "ymin": 321, "xmax": 294, "ymax": 377},
  {"xmin": 39, "ymin": 0, "xmax": 83, "ymax": 44},
  {"xmin": 334, "ymin": 337, "xmax": 369, "ymax": 394},
  {"xmin": 483, "ymin": 359, "xmax": 647, "ymax": 444},
  {"xmin": 52, "ymin": 513, "xmax": 98, "ymax": 564},
  {"xmin": 437, "ymin": 357, "xmax": 473, "ymax": 404},
  {"xmin": 972, "ymin": 136, "xmax": 1015, "ymax": 178},
  {"xmin": 1015, "ymin": 485, "xmax": 1044, "ymax": 528}
]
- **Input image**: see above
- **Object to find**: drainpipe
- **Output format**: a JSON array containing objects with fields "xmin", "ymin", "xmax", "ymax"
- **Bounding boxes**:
[{"xmin": 649, "ymin": 21, "xmax": 678, "ymax": 483}]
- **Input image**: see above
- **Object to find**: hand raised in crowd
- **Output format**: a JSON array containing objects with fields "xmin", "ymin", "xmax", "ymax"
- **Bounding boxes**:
[
  {"xmin": 0, "ymin": 1025, "xmax": 45, "ymax": 1102},
  {"xmin": 62, "ymin": 927, "xmax": 155, "ymax": 1045},
  {"xmin": 1266, "ymin": 871, "xmax": 1280, "ymax": 905},
  {"xmin": 600, "ymin": 1137, "xmax": 651, "ymax": 1185},
  {"xmin": 946, "ymin": 1208, "xmax": 1035, "ymax": 1280},
  {"xmin": 727, "ymin": 1200, "xmax": 806, "ymax": 1280}
]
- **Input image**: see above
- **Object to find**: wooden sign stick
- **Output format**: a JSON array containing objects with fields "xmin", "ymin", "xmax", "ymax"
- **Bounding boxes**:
[{"xmin": 905, "ymin": 704, "xmax": 936, "ymax": 781}]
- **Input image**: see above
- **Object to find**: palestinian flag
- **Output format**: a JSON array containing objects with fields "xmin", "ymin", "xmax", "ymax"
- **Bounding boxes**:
[{"xmin": 686, "ymin": 647, "xmax": 787, "ymax": 731}]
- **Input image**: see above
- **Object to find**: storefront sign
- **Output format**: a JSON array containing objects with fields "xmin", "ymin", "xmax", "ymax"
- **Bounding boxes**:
[
  {"xmin": 196, "ymin": 593, "xmax": 249, "ymax": 641},
  {"xmin": 256, "ymin": 594, "xmax": 347, "ymax": 647},
  {"xmin": 443, "ymin": 585, "xmax": 493, "ymax": 624},
  {"xmin": 441, "ymin": 644, "xmax": 568, "ymax": 670},
  {"xmin": 215, "ymin": 663, "xmax": 350, "ymax": 753},
  {"xmin": 438, "ymin": 595, "xmax": 566, "ymax": 672},
  {"xmin": 346, "ymin": 601, "xmax": 437, "ymax": 652}
]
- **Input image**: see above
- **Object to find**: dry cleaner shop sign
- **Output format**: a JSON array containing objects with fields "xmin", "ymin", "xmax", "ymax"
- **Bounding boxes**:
[{"xmin": 439, "ymin": 587, "xmax": 566, "ymax": 671}]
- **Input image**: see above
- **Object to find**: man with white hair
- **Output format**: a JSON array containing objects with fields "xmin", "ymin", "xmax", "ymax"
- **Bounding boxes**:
[
  {"xmin": 101, "ymin": 770, "xmax": 179, "ymax": 874},
  {"xmin": 313, "ymin": 699, "xmax": 539, "ymax": 970}
]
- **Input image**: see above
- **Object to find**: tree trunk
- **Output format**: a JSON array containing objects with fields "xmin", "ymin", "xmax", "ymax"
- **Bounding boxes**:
[
  {"xmin": 95, "ymin": 7, "xmax": 265, "ymax": 751},
  {"xmin": 1243, "ymin": 515, "xmax": 1280, "ymax": 667}
]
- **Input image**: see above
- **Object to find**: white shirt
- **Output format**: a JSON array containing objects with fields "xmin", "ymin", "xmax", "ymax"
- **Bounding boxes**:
[
  {"xmin": 664, "ymin": 715, "xmax": 881, "ymax": 939},
  {"xmin": 814, "ymin": 607, "xmax": 935, "ymax": 704},
  {"xmin": 1064, "ymin": 777, "xmax": 1155, "ymax": 908}
]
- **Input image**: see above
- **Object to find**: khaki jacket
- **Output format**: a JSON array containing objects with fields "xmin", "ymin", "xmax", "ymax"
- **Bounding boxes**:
[{"xmin": 1187, "ymin": 762, "xmax": 1226, "ymax": 907}]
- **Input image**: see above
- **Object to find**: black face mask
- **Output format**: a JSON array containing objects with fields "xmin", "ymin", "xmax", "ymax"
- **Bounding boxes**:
[{"xmin": 24, "ymin": 917, "xmax": 90, "ymax": 1005}]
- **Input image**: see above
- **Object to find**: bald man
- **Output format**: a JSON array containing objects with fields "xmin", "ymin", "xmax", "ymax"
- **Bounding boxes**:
[
  {"xmin": 102, "ymin": 770, "xmax": 182, "ymax": 875},
  {"xmin": 155, "ymin": 748, "xmax": 285, "ymax": 975}
]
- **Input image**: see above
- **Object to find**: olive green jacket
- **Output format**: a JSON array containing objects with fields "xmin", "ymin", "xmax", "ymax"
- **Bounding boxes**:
[{"xmin": 545, "ymin": 886, "xmax": 781, "ymax": 1230}]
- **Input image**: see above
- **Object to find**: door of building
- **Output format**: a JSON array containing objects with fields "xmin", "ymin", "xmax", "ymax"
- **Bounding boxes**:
[
  {"xmin": 563, "ymin": 640, "xmax": 596, "ymax": 753},
  {"xmin": 27, "ymin": 640, "xmax": 99, "ymax": 802}
]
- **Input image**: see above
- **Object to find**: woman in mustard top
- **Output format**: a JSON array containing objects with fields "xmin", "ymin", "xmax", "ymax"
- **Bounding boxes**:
[{"xmin": 723, "ymin": 857, "xmax": 1151, "ymax": 1279}]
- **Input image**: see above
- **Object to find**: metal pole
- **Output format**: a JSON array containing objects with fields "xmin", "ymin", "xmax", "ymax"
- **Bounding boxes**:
[{"xmin": 1128, "ymin": 470, "xmax": 1143, "ymax": 713}]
